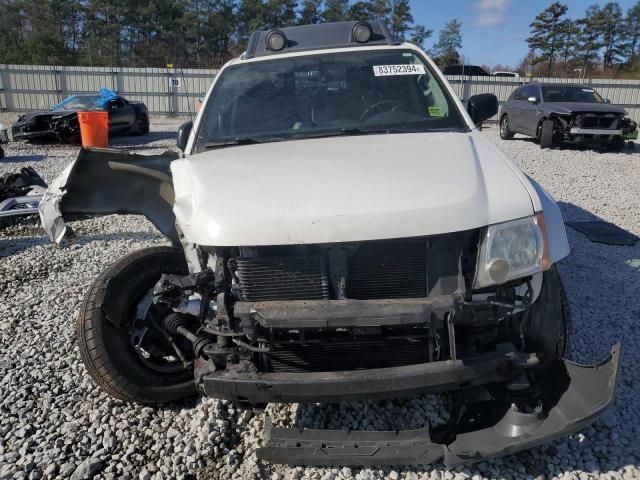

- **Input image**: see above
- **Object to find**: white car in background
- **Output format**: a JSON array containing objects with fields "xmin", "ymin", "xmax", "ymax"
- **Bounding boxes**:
[
  {"xmin": 41, "ymin": 20, "xmax": 619, "ymax": 468},
  {"xmin": 493, "ymin": 71, "xmax": 520, "ymax": 78}
]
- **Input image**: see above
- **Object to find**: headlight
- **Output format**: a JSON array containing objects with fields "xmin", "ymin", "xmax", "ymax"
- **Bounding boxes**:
[{"xmin": 474, "ymin": 213, "xmax": 550, "ymax": 289}]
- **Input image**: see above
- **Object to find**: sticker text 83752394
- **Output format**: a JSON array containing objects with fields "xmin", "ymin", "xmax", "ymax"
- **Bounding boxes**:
[{"xmin": 373, "ymin": 64, "xmax": 426, "ymax": 77}]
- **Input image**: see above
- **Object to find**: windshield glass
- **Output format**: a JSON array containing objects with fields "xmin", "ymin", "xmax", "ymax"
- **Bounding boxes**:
[
  {"xmin": 541, "ymin": 86, "xmax": 605, "ymax": 103},
  {"xmin": 195, "ymin": 49, "xmax": 465, "ymax": 151},
  {"xmin": 53, "ymin": 96, "xmax": 104, "ymax": 111}
]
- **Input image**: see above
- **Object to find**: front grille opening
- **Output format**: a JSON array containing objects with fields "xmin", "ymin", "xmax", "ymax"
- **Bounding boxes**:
[{"xmin": 347, "ymin": 240, "xmax": 427, "ymax": 299}]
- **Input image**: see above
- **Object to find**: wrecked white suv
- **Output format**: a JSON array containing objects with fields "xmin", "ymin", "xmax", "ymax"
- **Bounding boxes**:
[{"xmin": 41, "ymin": 21, "xmax": 619, "ymax": 467}]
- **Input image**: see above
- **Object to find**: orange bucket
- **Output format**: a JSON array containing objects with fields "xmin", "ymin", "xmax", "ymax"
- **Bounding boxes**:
[{"xmin": 78, "ymin": 111, "xmax": 109, "ymax": 147}]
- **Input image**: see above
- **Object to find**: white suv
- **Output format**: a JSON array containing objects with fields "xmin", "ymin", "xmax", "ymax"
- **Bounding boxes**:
[{"xmin": 41, "ymin": 20, "xmax": 619, "ymax": 468}]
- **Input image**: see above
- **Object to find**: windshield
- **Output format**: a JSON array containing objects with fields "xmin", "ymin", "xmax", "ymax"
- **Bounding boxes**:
[
  {"xmin": 542, "ymin": 86, "xmax": 605, "ymax": 103},
  {"xmin": 53, "ymin": 96, "xmax": 105, "ymax": 111},
  {"xmin": 195, "ymin": 49, "xmax": 465, "ymax": 151}
]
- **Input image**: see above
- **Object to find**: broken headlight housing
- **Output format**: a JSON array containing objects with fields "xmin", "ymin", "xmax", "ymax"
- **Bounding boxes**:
[{"xmin": 474, "ymin": 213, "xmax": 550, "ymax": 289}]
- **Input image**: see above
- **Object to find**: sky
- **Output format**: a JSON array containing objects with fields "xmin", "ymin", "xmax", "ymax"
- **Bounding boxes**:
[{"xmin": 411, "ymin": 0, "xmax": 638, "ymax": 68}]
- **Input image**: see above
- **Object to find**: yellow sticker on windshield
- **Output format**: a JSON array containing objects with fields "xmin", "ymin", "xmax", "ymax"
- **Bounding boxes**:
[{"xmin": 428, "ymin": 106, "xmax": 443, "ymax": 117}]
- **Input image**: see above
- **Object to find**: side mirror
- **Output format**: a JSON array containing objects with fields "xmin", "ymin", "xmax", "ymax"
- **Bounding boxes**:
[
  {"xmin": 527, "ymin": 96, "xmax": 538, "ymax": 104},
  {"xmin": 176, "ymin": 121, "xmax": 193, "ymax": 152},
  {"xmin": 467, "ymin": 93, "xmax": 498, "ymax": 124}
]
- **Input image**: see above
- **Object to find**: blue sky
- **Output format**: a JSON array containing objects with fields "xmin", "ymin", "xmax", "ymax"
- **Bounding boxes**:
[{"xmin": 411, "ymin": 0, "xmax": 638, "ymax": 68}]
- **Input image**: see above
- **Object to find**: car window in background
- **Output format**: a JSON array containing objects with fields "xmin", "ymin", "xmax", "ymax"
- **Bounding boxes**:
[
  {"xmin": 54, "ymin": 96, "xmax": 104, "ymax": 111},
  {"xmin": 195, "ymin": 49, "xmax": 466, "ymax": 152},
  {"xmin": 542, "ymin": 86, "xmax": 605, "ymax": 103}
]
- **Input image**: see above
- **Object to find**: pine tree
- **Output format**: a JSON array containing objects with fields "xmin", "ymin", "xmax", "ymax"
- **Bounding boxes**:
[
  {"xmin": 597, "ymin": 2, "xmax": 627, "ymax": 68},
  {"xmin": 409, "ymin": 25, "xmax": 432, "ymax": 50},
  {"xmin": 431, "ymin": 19, "xmax": 462, "ymax": 67},
  {"xmin": 237, "ymin": 0, "xmax": 266, "ymax": 43},
  {"xmin": 575, "ymin": 5, "xmax": 604, "ymax": 76},
  {"xmin": 526, "ymin": 2, "xmax": 569, "ymax": 76},
  {"xmin": 323, "ymin": 0, "xmax": 349, "ymax": 22},
  {"xmin": 558, "ymin": 19, "xmax": 579, "ymax": 64},
  {"xmin": 264, "ymin": 0, "xmax": 298, "ymax": 27},
  {"xmin": 299, "ymin": 0, "xmax": 324, "ymax": 24},
  {"xmin": 626, "ymin": 1, "xmax": 640, "ymax": 61}
]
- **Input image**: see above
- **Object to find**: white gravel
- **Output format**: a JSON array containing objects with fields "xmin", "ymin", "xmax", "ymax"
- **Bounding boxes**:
[{"xmin": 0, "ymin": 113, "xmax": 639, "ymax": 480}]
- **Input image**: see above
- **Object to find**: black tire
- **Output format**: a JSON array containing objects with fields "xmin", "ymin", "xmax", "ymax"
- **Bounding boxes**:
[
  {"xmin": 499, "ymin": 115, "xmax": 514, "ymax": 140},
  {"xmin": 539, "ymin": 119, "xmax": 555, "ymax": 149},
  {"xmin": 136, "ymin": 114, "xmax": 150, "ymax": 135},
  {"xmin": 0, "ymin": 146, "xmax": 4, "ymax": 159},
  {"xmin": 609, "ymin": 136, "xmax": 624, "ymax": 152},
  {"xmin": 524, "ymin": 267, "xmax": 572, "ymax": 358},
  {"xmin": 77, "ymin": 246, "xmax": 197, "ymax": 404}
]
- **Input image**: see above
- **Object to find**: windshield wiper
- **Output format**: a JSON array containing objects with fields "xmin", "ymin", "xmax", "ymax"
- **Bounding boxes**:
[
  {"xmin": 292, "ymin": 127, "xmax": 394, "ymax": 140},
  {"xmin": 204, "ymin": 136, "xmax": 285, "ymax": 150}
]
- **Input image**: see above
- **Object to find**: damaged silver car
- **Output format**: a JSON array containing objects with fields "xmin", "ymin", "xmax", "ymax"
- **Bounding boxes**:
[{"xmin": 40, "ymin": 21, "xmax": 619, "ymax": 467}]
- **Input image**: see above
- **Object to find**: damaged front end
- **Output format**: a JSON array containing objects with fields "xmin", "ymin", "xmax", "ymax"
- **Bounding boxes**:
[
  {"xmin": 12, "ymin": 111, "xmax": 80, "ymax": 142},
  {"xmin": 40, "ymin": 148, "xmax": 620, "ymax": 467}
]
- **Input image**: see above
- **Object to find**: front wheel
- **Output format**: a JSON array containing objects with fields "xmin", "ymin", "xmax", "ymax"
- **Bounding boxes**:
[
  {"xmin": 76, "ymin": 246, "xmax": 197, "ymax": 404},
  {"xmin": 499, "ymin": 115, "xmax": 514, "ymax": 140},
  {"xmin": 523, "ymin": 267, "xmax": 572, "ymax": 358},
  {"xmin": 539, "ymin": 119, "xmax": 555, "ymax": 149}
]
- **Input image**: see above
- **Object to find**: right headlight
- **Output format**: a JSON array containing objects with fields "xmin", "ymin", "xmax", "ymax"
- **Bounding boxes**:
[{"xmin": 474, "ymin": 213, "xmax": 550, "ymax": 289}]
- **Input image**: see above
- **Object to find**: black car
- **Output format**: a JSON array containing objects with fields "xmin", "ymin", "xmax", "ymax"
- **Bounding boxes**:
[
  {"xmin": 498, "ymin": 83, "xmax": 637, "ymax": 150},
  {"xmin": 442, "ymin": 64, "xmax": 491, "ymax": 76},
  {"xmin": 11, "ymin": 89, "xmax": 150, "ymax": 143}
]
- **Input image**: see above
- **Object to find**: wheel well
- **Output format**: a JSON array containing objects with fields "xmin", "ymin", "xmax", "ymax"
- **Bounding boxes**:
[{"xmin": 536, "ymin": 116, "xmax": 553, "ymax": 138}]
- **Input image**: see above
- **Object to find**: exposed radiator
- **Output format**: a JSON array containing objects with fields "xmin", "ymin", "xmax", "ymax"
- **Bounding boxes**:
[
  {"xmin": 236, "ymin": 256, "xmax": 330, "ymax": 301},
  {"xmin": 347, "ymin": 240, "xmax": 427, "ymax": 299},
  {"xmin": 267, "ymin": 338, "xmax": 430, "ymax": 372},
  {"xmin": 576, "ymin": 114, "xmax": 618, "ymax": 130}
]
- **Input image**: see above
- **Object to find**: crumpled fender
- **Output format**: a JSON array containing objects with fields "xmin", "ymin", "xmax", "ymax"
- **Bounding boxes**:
[{"xmin": 39, "ymin": 147, "xmax": 180, "ymax": 245}]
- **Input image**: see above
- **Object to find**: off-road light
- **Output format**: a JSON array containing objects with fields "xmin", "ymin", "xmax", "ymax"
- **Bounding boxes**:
[
  {"xmin": 352, "ymin": 22, "xmax": 373, "ymax": 43},
  {"xmin": 266, "ymin": 30, "xmax": 287, "ymax": 51}
]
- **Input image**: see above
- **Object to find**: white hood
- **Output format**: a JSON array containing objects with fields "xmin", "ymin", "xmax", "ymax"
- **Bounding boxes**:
[{"xmin": 171, "ymin": 131, "xmax": 535, "ymax": 246}]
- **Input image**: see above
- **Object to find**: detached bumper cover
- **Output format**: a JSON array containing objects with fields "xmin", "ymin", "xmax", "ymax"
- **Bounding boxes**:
[{"xmin": 256, "ymin": 344, "xmax": 620, "ymax": 467}]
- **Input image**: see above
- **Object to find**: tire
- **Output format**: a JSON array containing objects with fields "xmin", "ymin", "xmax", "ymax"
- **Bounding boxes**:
[
  {"xmin": 539, "ymin": 119, "xmax": 555, "ymax": 149},
  {"xmin": 499, "ymin": 115, "xmax": 514, "ymax": 140},
  {"xmin": 524, "ymin": 267, "xmax": 572, "ymax": 358},
  {"xmin": 136, "ymin": 114, "xmax": 150, "ymax": 135},
  {"xmin": 609, "ymin": 136, "xmax": 624, "ymax": 152},
  {"xmin": 0, "ymin": 146, "xmax": 4, "ymax": 159},
  {"xmin": 76, "ymin": 246, "xmax": 197, "ymax": 404}
]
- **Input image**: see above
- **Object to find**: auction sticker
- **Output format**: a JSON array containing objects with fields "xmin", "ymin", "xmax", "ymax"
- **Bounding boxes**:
[{"xmin": 373, "ymin": 64, "xmax": 426, "ymax": 76}]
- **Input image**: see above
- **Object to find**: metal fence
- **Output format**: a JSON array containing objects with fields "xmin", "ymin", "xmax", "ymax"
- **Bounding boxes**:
[
  {"xmin": 1, "ymin": 64, "xmax": 640, "ymax": 122},
  {"xmin": 0, "ymin": 64, "xmax": 218, "ymax": 115}
]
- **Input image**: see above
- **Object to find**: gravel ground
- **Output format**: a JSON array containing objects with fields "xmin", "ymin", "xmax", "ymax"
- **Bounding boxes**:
[{"xmin": 1, "ymin": 112, "xmax": 639, "ymax": 480}]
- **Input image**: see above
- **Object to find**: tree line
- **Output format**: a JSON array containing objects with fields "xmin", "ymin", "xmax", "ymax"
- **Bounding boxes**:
[
  {"xmin": 0, "ymin": 0, "xmax": 438, "ymax": 67},
  {"xmin": 525, "ymin": 1, "xmax": 640, "ymax": 78}
]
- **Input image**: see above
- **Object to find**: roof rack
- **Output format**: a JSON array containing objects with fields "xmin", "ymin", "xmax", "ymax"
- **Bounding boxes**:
[{"xmin": 244, "ymin": 20, "xmax": 401, "ymax": 60}]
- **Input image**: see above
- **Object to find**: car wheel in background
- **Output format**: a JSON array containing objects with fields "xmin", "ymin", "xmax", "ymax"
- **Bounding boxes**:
[
  {"xmin": 136, "ymin": 115, "xmax": 150, "ymax": 135},
  {"xmin": 500, "ymin": 115, "xmax": 514, "ymax": 140},
  {"xmin": 539, "ymin": 119, "xmax": 555, "ymax": 149}
]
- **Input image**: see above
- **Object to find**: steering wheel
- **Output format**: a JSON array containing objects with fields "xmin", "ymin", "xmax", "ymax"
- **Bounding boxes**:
[{"xmin": 358, "ymin": 100, "xmax": 407, "ymax": 123}]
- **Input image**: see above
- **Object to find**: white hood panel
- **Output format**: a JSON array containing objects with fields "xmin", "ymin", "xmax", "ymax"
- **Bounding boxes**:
[{"xmin": 172, "ymin": 132, "xmax": 535, "ymax": 246}]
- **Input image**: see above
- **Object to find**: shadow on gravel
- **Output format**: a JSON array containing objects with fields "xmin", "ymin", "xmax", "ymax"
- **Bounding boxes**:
[
  {"xmin": 0, "ymin": 154, "xmax": 47, "ymax": 163},
  {"xmin": 0, "ymin": 230, "xmax": 161, "ymax": 258}
]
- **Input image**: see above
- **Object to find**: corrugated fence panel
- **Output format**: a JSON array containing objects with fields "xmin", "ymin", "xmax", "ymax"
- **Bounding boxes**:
[{"xmin": 0, "ymin": 64, "xmax": 638, "ymax": 123}]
